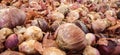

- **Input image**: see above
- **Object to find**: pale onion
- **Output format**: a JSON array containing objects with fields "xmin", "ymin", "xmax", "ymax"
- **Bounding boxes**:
[{"xmin": 24, "ymin": 26, "xmax": 43, "ymax": 41}]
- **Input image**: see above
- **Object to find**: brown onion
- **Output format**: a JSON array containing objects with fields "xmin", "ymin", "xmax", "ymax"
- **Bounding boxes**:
[
  {"xmin": 43, "ymin": 47, "xmax": 66, "ymax": 55},
  {"xmin": 47, "ymin": 11, "xmax": 64, "ymax": 21},
  {"xmin": 55, "ymin": 23, "xmax": 87, "ymax": 51},
  {"xmin": 0, "ymin": 7, "xmax": 26, "ymax": 28},
  {"xmin": 56, "ymin": 3, "xmax": 69, "ymax": 15},
  {"xmin": 66, "ymin": 10, "xmax": 79, "ymax": 22}
]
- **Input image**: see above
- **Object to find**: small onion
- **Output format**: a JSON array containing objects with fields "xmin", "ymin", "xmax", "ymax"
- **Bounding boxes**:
[
  {"xmin": 24, "ymin": 26, "xmax": 43, "ymax": 41},
  {"xmin": 31, "ymin": 18, "xmax": 49, "ymax": 32},
  {"xmin": 55, "ymin": 23, "xmax": 87, "ymax": 51},
  {"xmin": 66, "ymin": 10, "xmax": 79, "ymax": 22},
  {"xmin": 0, "ymin": 28, "xmax": 13, "ymax": 43},
  {"xmin": 47, "ymin": 11, "xmax": 64, "ymax": 21},
  {"xmin": 5, "ymin": 34, "xmax": 18, "ymax": 49},
  {"xmin": 0, "ymin": 51, "xmax": 25, "ymax": 55},
  {"xmin": 19, "ymin": 39, "xmax": 37, "ymax": 54},
  {"xmin": 43, "ymin": 47, "xmax": 66, "ymax": 55},
  {"xmin": 83, "ymin": 45, "xmax": 100, "ymax": 55},
  {"xmin": 73, "ymin": 20, "xmax": 89, "ymax": 33},
  {"xmin": 50, "ymin": 20, "xmax": 63, "ymax": 32},
  {"xmin": 56, "ymin": 3, "xmax": 69, "ymax": 15},
  {"xmin": 85, "ymin": 33, "xmax": 96, "ymax": 45},
  {"xmin": 92, "ymin": 19, "xmax": 110, "ymax": 33},
  {"xmin": 0, "ymin": 7, "xmax": 26, "ymax": 28}
]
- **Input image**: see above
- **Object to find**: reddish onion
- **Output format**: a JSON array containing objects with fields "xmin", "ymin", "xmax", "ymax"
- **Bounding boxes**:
[
  {"xmin": 5, "ymin": 34, "xmax": 18, "ymax": 49},
  {"xmin": 96, "ymin": 38, "xmax": 117, "ymax": 55}
]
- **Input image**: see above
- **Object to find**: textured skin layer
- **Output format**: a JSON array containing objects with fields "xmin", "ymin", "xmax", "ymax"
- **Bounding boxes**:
[
  {"xmin": 55, "ymin": 23, "xmax": 87, "ymax": 51},
  {"xmin": 0, "ymin": 7, "xmax": 26, "ymax": 28}
]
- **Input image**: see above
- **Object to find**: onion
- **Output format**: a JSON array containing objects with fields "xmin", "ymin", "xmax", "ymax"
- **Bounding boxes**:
[
  {"xmin": 55, "ymin": 23, "xmax": 87, "ymax": 51},
  {"xmin": 43, "ymin": 47, "xmax": 66, "ymax": 55},
  {"xmin": 96, "ymin": 38, "xmax": 117, "ymax": 55},
  {"xmin": 31, "ymin": 18, "xmax": 49, "ymax": 32},
  {"xmin": 0, "ymin": 7, "xmax": 26, "ymax": 28},
  {"xmin": 24, "ymin": 26, "xmax": 43, "ymax": 41},
  {"xmin": 83, "ymin": 45, "xmax": 100, "ymax": 55},
  {"xmin": 19, "ymin": 39, "xmax": 37, "ymax": 54},
  {"xmin": 92, "ymin": 19, "xmax": 110, "ymax": 33},
  {"xmin": 47, "ymin": 11, "xmax": 64, "ymax": 21},
  {"xmin": 56, "ymin": 3, "xmax": 69, "ymax": 15},
  {"xmin": 0, "ymin": 51, "xmax": 25, "ymax": 55},
  {"xmin": 85, "ymin": 33, "xmax": 96, "ymax": 45},
  {"xmin": 73, "ymin": 20, "xmax": 89, "ymax": 33},
  {"xmin": 66, "ymin": 10, "xmax": 79, "ymax": 22},
  {"xmin": 5, "ymin": 34, "xmax": 18, "ymax": 49}
]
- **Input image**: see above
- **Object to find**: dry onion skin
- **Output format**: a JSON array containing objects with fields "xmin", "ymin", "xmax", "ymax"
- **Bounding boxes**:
[
  {"xmin": 0, "ymin": 7, "xmax": 26, "ymax": 28},
  {"xmin": 55, "ymin": 23, "xmax": 87, "ymax": 51}
]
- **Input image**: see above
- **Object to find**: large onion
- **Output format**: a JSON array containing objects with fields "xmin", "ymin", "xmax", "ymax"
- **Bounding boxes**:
[
  {"xmin": 55, "ymin": 23, "xmax": 87, "ymax": 51},
  {"xmin": 0, "ymin": 7, "xmax": 26, "ymax": 28}
]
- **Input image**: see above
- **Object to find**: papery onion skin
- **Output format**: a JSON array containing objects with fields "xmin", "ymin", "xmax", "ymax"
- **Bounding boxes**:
[
  {"xmin": 55, "ymin": 23, "xmax": 87, "ymax": 51},
  {"xmin": 0, "ymin": 7, "xmax": 26, "ymax": 28}
]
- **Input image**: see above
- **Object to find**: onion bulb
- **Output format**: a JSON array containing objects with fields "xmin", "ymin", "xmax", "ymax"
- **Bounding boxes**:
[
  {"xmin": 43, "ymin": 47, "xmax": 66, "ymax": 55},
  {"xmin": 83, "ymin": 45, "xmax": 100, "ymax": 55},
  {"xmin": 0, "ymin": 7, "xmax": 26, "ymax": 28},
  {"xmin": 55, "ymin": 23, "xmax": 87, "ymax": 51},
  {"xmin": 24, "ymin": 26, "xmax": 43, "ymax": 41}
]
